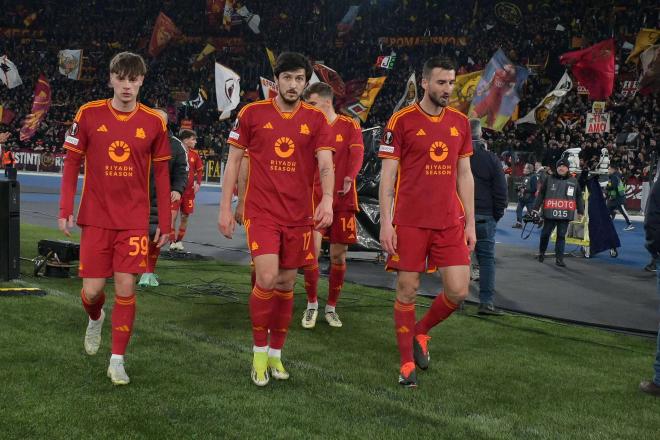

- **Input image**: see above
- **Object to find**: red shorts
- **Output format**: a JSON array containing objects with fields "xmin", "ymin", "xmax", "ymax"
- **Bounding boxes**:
[
  {"xmin": 245, "ymin": 218, "xmax": 315, "ymax": 269},
  {"xmin": 320, "ymin": 211, "xmax": 358, "ymax": 244},
  {"xmin": 171, "ymin": 193, "xmax": 195, "ymax": 215},
  {"xmin": 79, "ymin": 226, "xmax": 149, "ymax": 278},
  {"xmin": 385, "ymin": 223, "xmax": 470, "ymax": 273}
]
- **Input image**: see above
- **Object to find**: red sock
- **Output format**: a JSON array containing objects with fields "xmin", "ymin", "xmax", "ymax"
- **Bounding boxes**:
[
  {"xmin": 169, "ymin": 231, "xmax": 175, "ymax": 242},
  {"xmin": 327, "ymin": 263, "xmax": 346, "ymax": 307},
  {"xmin": 304, "ymin": 265, "xmax": 319, "ymax": 304},
  {"xmin": 250, "ymin": 267, "xmax": 256, "ymax": 289},
  {"xmin": 176, "ymin": 227, "xmax": 187, "ymax": 242},
  {"xmin": 269, "ymin": 289, "xmax": 294, "ymax": 349},
  {"xmin": 394, "ymin": 299, "xmax": 416, "ymax": 366},
  {"xmin": 81, "ymin": 290, "xmax": 105, "ymax": 321},
  {"xmin": 147, "ymin": 241, "xmax": 160, "ymax": 273},
  {"xmin": 249, "ymin": 284, "xmax": 274, "ymax": 347},
  {"xmin": 111, "ymin": 294, "xmax": 136, "ymax": 355},
  {"xmin": 415, "ymin": 292, "xmax": 458, "ymax": 335}
]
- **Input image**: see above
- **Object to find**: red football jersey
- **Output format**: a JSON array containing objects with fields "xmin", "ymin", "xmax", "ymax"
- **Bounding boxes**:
[
  {"xmin": 184, "ymin": 148, "xmax": 204, "ymax": 194},
  {"xmin": 61, "ymin": 99, "xmax": 171, "ymax": 230},
  {"xmin": 378, "ymin": 103, "xmax": 472, "ymax": 229},
  {"xmin": 228, "ymin": 99, "xmax": 333, "ymax": 226},
  {"xmin": 312, "ymin": 115, "xmax": 364, "ymax": 213}
]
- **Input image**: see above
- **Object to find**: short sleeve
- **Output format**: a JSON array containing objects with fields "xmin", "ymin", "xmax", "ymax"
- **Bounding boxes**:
[
  {"xmin": 62, "ymin": 107, "xmax": 88, "ymax": 155},
  {"xmin": 349, "ymin": 119, "xmax": 364, "ymax": 149},
  {"xmin": 151, "ymin": 121, "xmax": 172, "ymax": 162},
  {"xmin": 378, "ymin": 116, "xmax": 403, "ymax": 160},
  {"xmin": 314, "ymin": 112, "xmax": 334, "ymax": 153},
  {"xmin": 458, "ymin": 117, "xmax": 473, "ymax": 158},
  {"xmin": 228, "ymin": 108, "xmax": 250, "ymax": 150}
]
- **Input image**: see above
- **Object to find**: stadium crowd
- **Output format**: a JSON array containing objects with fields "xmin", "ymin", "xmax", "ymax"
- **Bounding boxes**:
[{"xmin": 0, "ymin": 0, "xmax": 657, "ymax": 178}]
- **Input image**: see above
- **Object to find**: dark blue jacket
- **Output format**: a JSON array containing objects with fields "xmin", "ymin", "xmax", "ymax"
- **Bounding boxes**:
[{"xmin": 470, "ymin": 139, "xmax": 507, "ymax": 221}]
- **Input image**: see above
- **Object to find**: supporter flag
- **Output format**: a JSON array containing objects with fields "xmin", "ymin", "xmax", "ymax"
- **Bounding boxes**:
[
  {"xmin": 215, "ymin": 62, "xmax": 240, "ymax": 119},
  {"xmin": 182, "ymin": 87, "xmax": 208, "ymax": 108},
  {"xmin": 236, "ymin": 5, "xmax": 261, "ymax": 34},
  {"xmin": 639, "ymin": 45, "xmax": 660, "ymax": 94},
  {"xmin": 192, "ymin": 43, "xmax": 216, "ymax": 70},
  {"xmin": 559, "ymin": 39, "xmax": 615, "ymax": 100},
  {"xmin": 345, "ymin": 76, "xmax": 386, "ymax": 123},
  {"xmin": 620, "ymin": 80, "xmax": 639, "ymax": 97},
  {"xmin": 223, "ymin": 0, "xmax": 234, "ymax": 30},
  {"xmin": 0, "ymin": 105, "xmax": 15, "ymax": 125},
  {"xmin": 334, "ymin": 78, "xmax": 365, "ymax": 112},
  {"xmin": 0, "ymin": 56, "xmax": 23, "ymax": 89},
  {"xmin": 449, "ymin": 70, "xmax": 482, "ymax": 114},
  {"xmin": 516, "ymin": 71, "xmax": 572, "ymax": 126},
  {"xmin": 206, "ymin": 0, "xmax": 224, "ymax": 26},
  {"xmin": 265, "ymin": 47, "xmax": 277, "ymax": 72},
  {"xmin": 469, "ymin": 49, "xmax": 529, "ymax": 131},
  {"xmin": 393, "ymin": 72, "xmax": 417, "ymax": 113},
  {"xmin": 259, "ymin": 76, "xmax": 278, "ymax": 99},
  {"xmin": 626, "ymin": 28, "xmax": 659, "ymax": 64},
  {"xmin": 57, "ymin": 49, "xmax": 83, "ymax": 80},
  {"xmin": 337, "ymin": 5, "xmax": 360, "ymax": 36},
  {"xmin": 19, "ymin": 74, "xmax": 51, "ymax": 141},
  {"xmin": 375, "ymin": 54, "xmax": 396, "ymax": 69},
  {"xmin": 148, "ymin": 13, "xmax": 182, "ymax": 57},
  {"xmin": 313, "ymin": 63, "xmax": 345, "ymax": 96}
]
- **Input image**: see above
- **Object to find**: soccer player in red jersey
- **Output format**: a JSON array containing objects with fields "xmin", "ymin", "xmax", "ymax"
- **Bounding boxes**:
[
  {"xmin": 470, "ymin": 64, "xmax": 517, "ymax": 127},
  {"xmin": 169, "ymin": 129, "xmax": 204, "ymax": 251},
  {"xmin": 58, "ymin": 52, "xmax": 172, "ymax": 385},
  {"xmin": 218, "ymin": 52, "xmax": 334, "ymax": 386},
  {"xmin": 378, "ymin": 56, "xmax": 476, "ymax": 387},
  {"xmin": 301, "ymin": 82, "xmax": 364, "ymax": 329}
]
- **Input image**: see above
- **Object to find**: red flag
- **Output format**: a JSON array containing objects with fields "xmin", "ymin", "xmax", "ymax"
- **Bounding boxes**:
[
  {"xmin": 148, "ymin": 13, "xmax": 182, "ymax": 57},
  {"xmin": 312, "ymin": 63, "xmax": 345, "ymax": 96},
  {"xmin": 559, "ymin": 39, "xmax": 615, "ymax": 100},
  {"xmin": 20, "ymin": 74, "xmax": 51, "ymax": 141},
  {"xmin": 0, "ymin": 106, "xmax": 15, "ymax": 125}
]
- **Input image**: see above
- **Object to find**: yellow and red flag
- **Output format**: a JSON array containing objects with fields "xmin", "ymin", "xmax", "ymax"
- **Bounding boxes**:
[
  {"xmin": 148, "ymin": 13, "xmax": 182, "ymax": 57},
  {"xmin": 20, "ymin": 74, "xmax": 51, "ymax": 141},
  {"xmin": 449, "ymin": 70, "xmax": 482, "ymax": 114},
  {"xmin": 626, "ymin": 28, "xmax": 659, "ymax": 64}
]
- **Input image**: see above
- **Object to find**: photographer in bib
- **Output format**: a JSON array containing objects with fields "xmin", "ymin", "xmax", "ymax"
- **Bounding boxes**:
[{"xmin": 533, "ymin": 158, "xmax": 584, "ymax": 267}]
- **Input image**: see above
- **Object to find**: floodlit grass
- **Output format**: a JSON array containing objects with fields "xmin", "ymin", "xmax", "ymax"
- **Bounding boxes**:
[{"xmin": 1, "ymin": 224, "xmax": 659, "ymax": 439}]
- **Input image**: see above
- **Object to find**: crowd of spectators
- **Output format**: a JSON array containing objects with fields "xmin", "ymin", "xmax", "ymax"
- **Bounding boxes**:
[{"xmin": 0, "ymin": 0, "xmax": 657, "ymax": 179}]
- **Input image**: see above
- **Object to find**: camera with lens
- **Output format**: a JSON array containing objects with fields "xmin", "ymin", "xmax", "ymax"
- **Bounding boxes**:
[{"xmin": 522, "ymin": 210, "xmax": 542, "ymax": 225}]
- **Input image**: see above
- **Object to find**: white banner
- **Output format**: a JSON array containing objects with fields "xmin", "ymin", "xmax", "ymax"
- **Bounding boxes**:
[
  {"xmin": 215, "ymin": 62, "xmax": 240, "ymax": 113},
  {"xmin": 58, "ymin": 49, "xmax": 83, "ymax": 80},
  {"xmin": 0, "ymin": 55, "xmax": 22, "ymax": 89},
  {"xmin": 259, "ymin": 76, "xmax": 277, "ymax": 99},
  {"xmin": 516, "ymin": 71, "xmax": 572, "ymax": 125},
  {"xmin": 236, "ymin": 6, "xmax": 260, "ymax": 34},
  {"xmin": 393, "ymin": 72, "xmax": 417, "ymax": 113},
  {"xmin": 585, "ymin": 112, "xmax": 610, "ymax": 133}
]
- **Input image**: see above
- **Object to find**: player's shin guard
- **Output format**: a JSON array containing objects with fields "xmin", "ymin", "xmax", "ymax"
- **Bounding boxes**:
[
  {"xmin": 304, "ymin": 265, "xmax": 319, "ymax": 305},
  {"xmin": 249, "ymin": 284, "xmax": 275, "ymax": 347},
  {"xmin": 415, "ymin": 292, "xmax": 458, "ymax": 335},
  {"xmin": 81, "ymin": 290, "xmax": 105, "ymax": 321},
  {"xmin": 327, "ymin": 263, "xmax": 346, "ymax": 307},
  {"xmin": 111, "ymin": 294, "xmax": 136, "ymax": 355},
  {"xmin": 394, "ymin": 299, "xmax": 416, "ymax": 366},
  {"xmin": 269, "ymin": 289, "xmax": 294, "ymax": 349}
]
